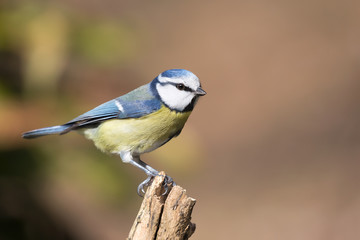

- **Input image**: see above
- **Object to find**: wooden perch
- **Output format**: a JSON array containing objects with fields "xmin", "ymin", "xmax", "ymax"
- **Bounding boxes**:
[{"xmin": 127, "ymin": 172, "xmax": 196, "ymax": 240}]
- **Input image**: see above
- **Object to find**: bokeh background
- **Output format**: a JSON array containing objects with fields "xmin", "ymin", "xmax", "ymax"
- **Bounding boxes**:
[{"xmin": 1, "ymin": 0, "xmax": 360, "ymax": 239}]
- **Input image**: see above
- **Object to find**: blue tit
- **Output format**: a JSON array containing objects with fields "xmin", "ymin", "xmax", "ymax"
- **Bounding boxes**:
[{"xmin": 22, "ymin": 69, "xmax": 206, "ymax": 195}]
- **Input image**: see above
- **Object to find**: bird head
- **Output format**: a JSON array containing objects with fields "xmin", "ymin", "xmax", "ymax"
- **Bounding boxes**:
[{"xmin": 152, "ymin": 69, "xmax": 206, "ymax": 112}]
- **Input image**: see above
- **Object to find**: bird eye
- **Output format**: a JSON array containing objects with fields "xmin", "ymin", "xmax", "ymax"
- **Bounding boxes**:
[{"xmin": 176, "ymin": 83, "xmax": 185, "ymax": 90}]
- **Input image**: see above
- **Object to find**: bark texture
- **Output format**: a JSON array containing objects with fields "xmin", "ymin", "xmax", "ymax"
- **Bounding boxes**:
[{"xmin": 127, "ymin": 172, "xmax": 196, "ymax": 240}]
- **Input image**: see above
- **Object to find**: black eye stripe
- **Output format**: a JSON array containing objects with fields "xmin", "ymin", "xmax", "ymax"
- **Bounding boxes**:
[
  {"xmin": 158, "ymin": 81, "xmax": 194, "ymax": 92},
  {"xmin": 183, "ymin": 86, "xmax": 192, "ymax": 92},
  {"xmin": 175, "ymin": 83, "xmax": 192, "ymax": 92}
]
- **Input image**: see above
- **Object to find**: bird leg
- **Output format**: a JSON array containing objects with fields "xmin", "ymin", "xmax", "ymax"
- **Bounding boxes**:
[
  {"xmin": 133, "ymin": 158, "xmax": 176, "ymax": 196},
  {"xmin": 119, "ymin": 151, "xmax": 175, "ymax": 196}
]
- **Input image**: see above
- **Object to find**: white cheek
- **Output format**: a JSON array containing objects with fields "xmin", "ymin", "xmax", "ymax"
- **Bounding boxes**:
[{"xmin": 156, "ymin": 84, "xmax": 193, "ymax": 111}]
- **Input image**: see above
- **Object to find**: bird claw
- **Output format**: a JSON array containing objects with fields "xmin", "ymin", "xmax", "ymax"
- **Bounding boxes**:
[
  {"xmin": 137, "ymin": 175, "xmax": 153, "ymax": 197},
  {"xmin": 136, "ymin": 174, "xmax": 176, "ymax": 197},
  {"xmin": 162, "ymin": 175, "xmax": 176, "ymax": 196}
]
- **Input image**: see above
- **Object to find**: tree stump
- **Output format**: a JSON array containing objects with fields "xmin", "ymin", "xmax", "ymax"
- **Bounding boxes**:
[{"xmin": 127, "ymin": 172, "xmax": 196, "ymax": 240}]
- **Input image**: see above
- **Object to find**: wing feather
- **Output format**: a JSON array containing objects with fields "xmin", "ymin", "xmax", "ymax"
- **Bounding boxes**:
[{"xmin": 66, "ymin": 83, "xmax": 161, "ymax": 128}]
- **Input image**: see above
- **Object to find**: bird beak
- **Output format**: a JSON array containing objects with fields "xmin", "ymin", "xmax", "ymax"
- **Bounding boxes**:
[{"xmin": 195, "ymin": 87, "xmax": 207, "ymax": 96}]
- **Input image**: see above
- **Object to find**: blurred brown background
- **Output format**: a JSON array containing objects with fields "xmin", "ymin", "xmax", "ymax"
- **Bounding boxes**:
[{"xmin": 1, "ymin": 0, "xmax": 360, "ymax": 239}]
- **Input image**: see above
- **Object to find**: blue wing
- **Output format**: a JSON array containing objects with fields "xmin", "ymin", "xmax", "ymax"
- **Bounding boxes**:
[
  {"xmin": 65, "ymin": 83, "xmax": 161, "ymax": 128},
  {"xmin": 21, "ymin": 83, "xmax": 161, "ymax": 138}
]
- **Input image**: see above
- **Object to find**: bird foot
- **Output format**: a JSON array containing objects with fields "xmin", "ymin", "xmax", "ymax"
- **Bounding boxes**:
[
  {"xmin": 137, "ymin": 175, "xmax": 153, "ymax": 196},
  {"xmin": 137, "ymin": 174, "xmax": 176, "ymax": 197}
]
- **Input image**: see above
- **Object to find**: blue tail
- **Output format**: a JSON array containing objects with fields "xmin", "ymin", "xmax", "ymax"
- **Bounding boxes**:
[{"xmin": 22, "ymin": 125, "xmax": 71, "ymax": 139}]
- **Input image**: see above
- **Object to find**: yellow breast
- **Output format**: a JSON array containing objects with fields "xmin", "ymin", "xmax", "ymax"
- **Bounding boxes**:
[{"xmin": 82, "ymin": 105, "xmax": 191, "ymax": 154}]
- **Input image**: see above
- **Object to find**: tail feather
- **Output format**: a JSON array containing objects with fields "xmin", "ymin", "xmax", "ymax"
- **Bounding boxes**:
[{"xmin": 22, "ymin": 125, "xmax": 71, "ymax": 139}]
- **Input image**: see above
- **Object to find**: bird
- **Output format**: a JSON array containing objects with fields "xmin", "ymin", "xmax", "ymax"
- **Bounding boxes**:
[{"xmin": 22, "ymin": 69, "xmax": 206, "ymax": 196}]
